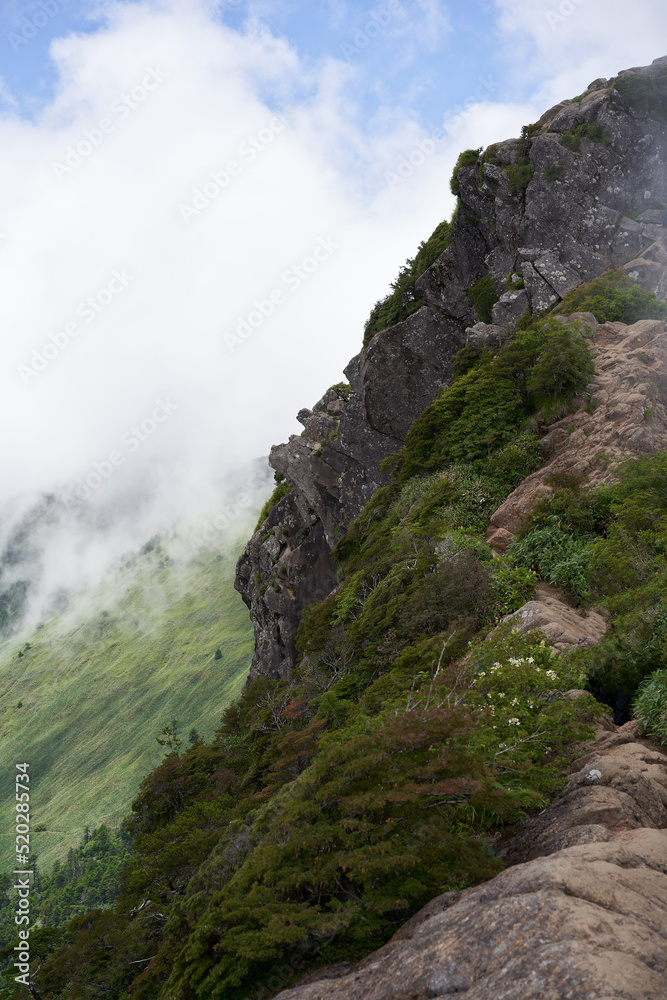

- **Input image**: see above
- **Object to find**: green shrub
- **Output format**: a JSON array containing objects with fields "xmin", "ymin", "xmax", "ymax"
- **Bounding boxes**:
[
  {"xmin": 525, "ymin": 321, "xmax": 595, "ymax": 410},
  {"xmin": 468, "ymin": 275, "xmax": 498, "ymax": 323},
  {"xmin": 559, "ymin": 123, "xmax": 612, "ymax": 152},
  {"xmin": 544, "ymin": 162, "xmax": 566, "ymax": 181},
  {"xmin": 489, "ymin": 563, "xmax": 538, "ymax": 617},
  {"xmin": 394, "ymin": 318, "xmax": 593, "ymax": 481},
  {"xmin": 518, "ymin": 480, "xmax": 614, "ymax": 539},
  {"xmin": 504, "ymin": 159, "xmax": 532, "ymax": 194},
  {"xmin": 556, "ymin": 269, "xmax": 667, "ymax": 324},
  {"xmin": 482, "ymin": 435, "xmax": 544, "ymax": 486},
  {"xmin": 577, "ymin": 604, "xmax": 667, "ymax": 715},
  {"xmin": 255, "ymin": 477, "xmax": 291, "ymax": 531},
  {"xmin": 451, "ymin": 147, "xmax": 482, "ymax": 195},
  {"xmin": 634, "ymin": 667, "xmax": 667, "ymax": 742},
  {"xmin": 329, "ymin": 381, "xmax": 354, "ymax": 401},
  {"xmin": 505, "ymin": 273, "xmax": 525, "ymax": 291},
  {"xmin": 614, "ymin": 65, "xmax": 667, "ymax": 123},
  {"xmin": 510, "ymin": 519, "xmax": 592, "ymax": 597},
  {"xmin": 363, "ymin": 217, "xmax": 454, "ymax": 344},
  {"xmin": 460, "ymin": 625, "xmax": 598, "ymax": 801}
]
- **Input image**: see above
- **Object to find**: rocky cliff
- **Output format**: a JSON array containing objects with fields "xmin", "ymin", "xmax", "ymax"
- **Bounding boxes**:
[{"xmin": 236, "ymin": 55, "xmax": 667, "ymax": 683}]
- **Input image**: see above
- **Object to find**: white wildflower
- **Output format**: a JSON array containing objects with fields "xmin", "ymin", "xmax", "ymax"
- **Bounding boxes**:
[
  {"xmin": 510, "ymin": 697, "xmax": 519, "ymax": 707},
  {"xmin": 546, "ymin": 669, "xmax": 558, "ymax": 681},
  {"xmin": 508, "ymin": 717, "xmax": 520, "ymax": 726}
]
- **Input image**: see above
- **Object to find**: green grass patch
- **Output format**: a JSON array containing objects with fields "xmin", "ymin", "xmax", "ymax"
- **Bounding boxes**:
[
  {"xmin": 556, "ymin": 269, "xmax": 667, "ymax": 324},
  {"xmin": 0, "ymin": 539, "xmax": 254, "ymax": 873}
]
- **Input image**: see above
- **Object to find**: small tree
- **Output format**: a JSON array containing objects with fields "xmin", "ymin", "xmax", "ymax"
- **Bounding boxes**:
[
  {"xmin": 157, "ymin": 724, "xmax": 182, "ymax": 754},
  {"xmin": 526, "ymin": 323, "xmax": 594, "ymax": 404}
]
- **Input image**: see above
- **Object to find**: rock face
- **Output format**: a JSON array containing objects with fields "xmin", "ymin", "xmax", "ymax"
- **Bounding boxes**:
[
  {"xmin": 486, "ymin": 311, "xmax": 667, "ymax": 549},
  {"xmin": 237, "ymin": 56, "xmax": 667, "ymax": 683},
  {"xmin": 502, "ymin": 590, "xmax": 608, "ymax": 653},
  {"xmin": 275, "ymin": 723, "xmax": 667, "ymax": 1000}
]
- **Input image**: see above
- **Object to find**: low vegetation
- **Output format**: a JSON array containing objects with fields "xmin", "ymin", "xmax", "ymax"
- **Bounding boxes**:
[
  {"xmin": 0, "ymin": 542, "xmax": 253, "ymax": 877},
  {"xmin": 6, "ymin": 306, "xmax": 616, "ymax": 1000},
  {"xmin": 614, "ymin": 63, "xmax": 667, "ymax": 123},
  {"xmin": 559, "ymin": 123, "xmax": 612, "ymax": 152},
  {"xmin": 510, "ymin": 453, "xmax": 667, "ymax": 718},
  {"xmin": 556, "ymin": 269, "xmax": 667, "ymax": 324},
  {"xmin": 255, "ymin": 473, "xmax": 292, "ymax": 531},
  {"xmin": 363, "ymin": 218, "xmax": 454, "ymax": 344},
  {"xmin": 7, "ymin": 116, "xmax": 667, "ymax": 998}
]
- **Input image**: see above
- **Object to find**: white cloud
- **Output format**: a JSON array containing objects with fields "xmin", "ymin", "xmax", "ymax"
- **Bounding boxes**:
[
  {"xmin": 495, "ymin": 0, "xmax": 667, "ymax": 110},
  {"xmin": 1, "ymin": 0, "xmax": 662, "ymax": 613},
  {"xmin": 0, "ymin": 0, "xmax": 483, "ymax": 603}
]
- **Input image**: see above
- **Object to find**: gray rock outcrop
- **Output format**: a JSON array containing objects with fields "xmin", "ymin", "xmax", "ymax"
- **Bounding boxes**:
[{"xmin": 237, "ymin": 57, "xmax": 667, "ymax": 683}]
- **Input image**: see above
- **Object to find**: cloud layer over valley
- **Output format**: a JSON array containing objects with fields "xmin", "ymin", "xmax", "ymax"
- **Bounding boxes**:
[{"xmin": 0, "ymin": 0, "xmax": 664, "ymax": 618}]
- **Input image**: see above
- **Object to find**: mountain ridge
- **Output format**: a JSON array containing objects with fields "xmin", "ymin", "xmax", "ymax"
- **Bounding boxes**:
[
  {"xmin": 7, "ymin": 54, "xmax": 667, "ymax": 1000},
  {"xmin": 237, "ymin": 54, "xmax": 667, "ymax": 685}
]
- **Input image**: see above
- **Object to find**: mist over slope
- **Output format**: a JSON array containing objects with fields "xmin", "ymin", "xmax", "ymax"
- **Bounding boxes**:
[
  {"xmin": 0, "ymin": 513, "xmax": 260, "ymax": 873},
  {"xmin": 0, "ymin": 457, "xmax": 270, "ymax": 642}
]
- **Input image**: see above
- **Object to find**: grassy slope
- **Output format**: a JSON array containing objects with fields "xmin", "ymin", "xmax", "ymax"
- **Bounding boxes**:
[{"xmin": 0, "ymin": 538, "xmax": 253, "ymax": 871}]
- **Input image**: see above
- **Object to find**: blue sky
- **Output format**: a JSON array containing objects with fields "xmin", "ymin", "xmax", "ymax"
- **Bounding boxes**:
[
  {"xmin": 0, "ymin": 0, "xmax": 666, "ymax": 588},
  {"xmin": 2, "ymin": 1, "xmax": 506, "ymax": 126}
]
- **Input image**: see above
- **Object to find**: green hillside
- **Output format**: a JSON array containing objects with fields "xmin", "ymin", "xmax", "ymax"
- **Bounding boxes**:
[{"xmin": 0, "ymin": 533, "xmax": 254, "ymax": 872}]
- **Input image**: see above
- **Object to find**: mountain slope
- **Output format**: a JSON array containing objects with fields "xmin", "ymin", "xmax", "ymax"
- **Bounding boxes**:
[
  {"xmin": 0, "ymin": 537, "xmax": 254, "ymax": 872},
  {"xmin": 237, "ymin": 55, "xmax": 667, "ymax": 684},
  {"xmin": 9, "ymin": 55, "xmax": 667, "ymax": 1000}
]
